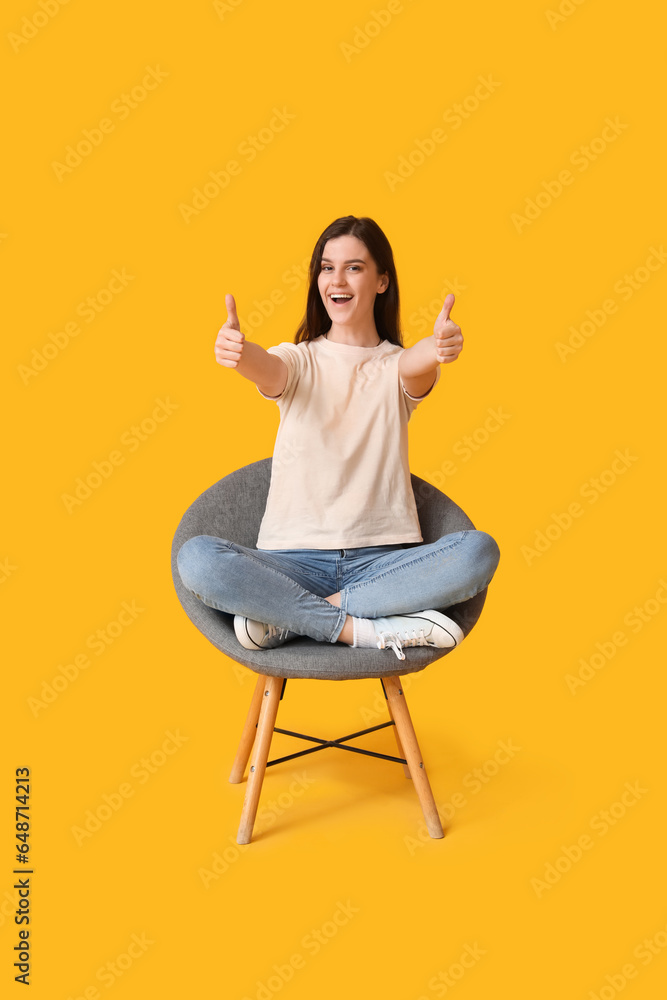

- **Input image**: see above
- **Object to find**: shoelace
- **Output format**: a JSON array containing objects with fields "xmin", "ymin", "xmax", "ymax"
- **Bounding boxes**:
[
  {"xmin": 376, "ymin": 627, "xmax": 429, "ymax": 660},
  {"xmin": 267, "ymin": 624, "xmax": 290, "ymax": 640}
]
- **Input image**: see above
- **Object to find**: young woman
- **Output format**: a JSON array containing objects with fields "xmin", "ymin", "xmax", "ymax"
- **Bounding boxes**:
[{"xmin": 177, "ymin": 215, "xmax": 500, "ymax": 661}]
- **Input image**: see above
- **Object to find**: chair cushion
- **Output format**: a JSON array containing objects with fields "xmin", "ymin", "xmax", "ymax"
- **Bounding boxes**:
[{"xmin": 171, "ymin": 458, "xmax": 486, "ymax": 680}]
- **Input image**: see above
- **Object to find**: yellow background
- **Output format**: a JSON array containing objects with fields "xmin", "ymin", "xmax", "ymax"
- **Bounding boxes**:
[{"xmin": 3, "ymin": 0, "xmax": 666, "ymax": 996}]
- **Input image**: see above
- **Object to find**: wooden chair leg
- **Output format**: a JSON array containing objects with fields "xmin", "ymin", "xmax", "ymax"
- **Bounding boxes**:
[
  {"xmin": 236, "ymin": 675, "xmax": 283, "ymax": 845},
  {"xmin": 382, "ymin": 675, "xmax": 444, "ymax": 839},
  {"xmin": 382, "ymin": 681, "xmax": 411, "ymax": 779},
  {"xmin": 229, "ymin": 675, "xmax": 265, "ymax": 784}
]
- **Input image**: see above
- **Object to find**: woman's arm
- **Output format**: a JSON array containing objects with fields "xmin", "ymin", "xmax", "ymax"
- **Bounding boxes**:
[
  {"xmin": 215, "ymin": 293, "xmax": 288, "ymax": 397},
  {"xmin": 398, "ymin": 293, "xmax": 463, "ymax": 396},
  {"xmin": 235, "ymin": 341, "xmax": 288, "ymax": 397}
]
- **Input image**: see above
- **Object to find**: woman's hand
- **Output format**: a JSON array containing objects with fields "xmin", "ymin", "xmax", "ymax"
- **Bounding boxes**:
[
  {"xmin": 433, "ymin": 293, "xmax": 463, "ymax": 364},
  {"xmin": 215, "ymin": 294, "xmax": 245, "ymax": 368}
]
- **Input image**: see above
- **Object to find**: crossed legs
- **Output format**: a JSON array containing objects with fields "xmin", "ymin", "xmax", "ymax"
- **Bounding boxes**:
[{"xmin": 177, "ymin": 531, "xmax": 500, "ymax": 645}]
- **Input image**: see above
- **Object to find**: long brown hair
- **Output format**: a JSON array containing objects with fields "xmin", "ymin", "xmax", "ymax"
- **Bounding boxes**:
[{"xmin": 294, "ymin": 215, "xmax": 403, "ymax": 346}]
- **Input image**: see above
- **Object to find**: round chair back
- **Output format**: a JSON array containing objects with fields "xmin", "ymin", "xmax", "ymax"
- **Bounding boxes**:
[{"xmin": 171, "ymin": 458, "xmax": 487, "ymax": 680}]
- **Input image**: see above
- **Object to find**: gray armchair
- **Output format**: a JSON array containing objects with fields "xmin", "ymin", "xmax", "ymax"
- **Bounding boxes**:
[{"xmin": 171, "ymin": 458, "xmax": 488, "ymax": 843}]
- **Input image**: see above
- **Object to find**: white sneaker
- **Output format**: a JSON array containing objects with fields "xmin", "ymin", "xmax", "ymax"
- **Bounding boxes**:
[
  {"xmin": 233, "ymin": 616, "xmax": 299, "ymax": 651},
  {"xmin": 372, "ymin": 610, "xmax": 465, "ymax": 661}
]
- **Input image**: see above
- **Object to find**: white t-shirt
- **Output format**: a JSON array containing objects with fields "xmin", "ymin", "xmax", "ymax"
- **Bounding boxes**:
[{"xmin": 255, "ymin": 334, "xmax": 440, "ymax": 549}]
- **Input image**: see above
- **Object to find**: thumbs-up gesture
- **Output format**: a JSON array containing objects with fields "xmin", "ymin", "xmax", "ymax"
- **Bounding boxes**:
[
  {"xmin": 215, "ymin": 294, "xmax": 245, "ymax": 368},
  {"xmin": 433, "ymin": 293, "xmax": 463, "ymax": 364}
]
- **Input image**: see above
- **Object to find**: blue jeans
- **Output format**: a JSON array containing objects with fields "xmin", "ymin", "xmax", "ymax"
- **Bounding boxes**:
[{"xmin": 177, "ymin": 530, "xmax": 500, "ymax": 644}]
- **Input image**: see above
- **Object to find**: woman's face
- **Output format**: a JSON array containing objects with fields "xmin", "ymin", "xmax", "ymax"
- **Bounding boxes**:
[{"xmin": 317, "ymin": 235, "xmax": 388, "ymax": 328}]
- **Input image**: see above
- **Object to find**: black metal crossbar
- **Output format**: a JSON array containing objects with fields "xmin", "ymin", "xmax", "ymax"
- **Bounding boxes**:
[{"xmin": 266, "ymin": 720, "xmax": 407, "ymax": 768}]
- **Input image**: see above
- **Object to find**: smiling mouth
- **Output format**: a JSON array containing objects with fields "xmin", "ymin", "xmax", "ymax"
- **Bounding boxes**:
[{"xmin": 329, "ymin": 294, "xmax": 354, "ymax": 305}]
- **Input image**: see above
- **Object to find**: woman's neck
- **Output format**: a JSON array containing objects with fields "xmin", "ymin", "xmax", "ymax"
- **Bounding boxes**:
[{"xmin": 324, "ymin": 326, "xmax": 381, "ymax": 348}]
